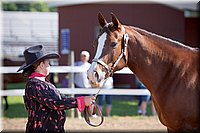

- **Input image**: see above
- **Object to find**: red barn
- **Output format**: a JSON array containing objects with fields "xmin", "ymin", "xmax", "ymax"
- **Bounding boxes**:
[{"xmin": 49, "ymin": 1, "xmax": 199, "ymax": 88}]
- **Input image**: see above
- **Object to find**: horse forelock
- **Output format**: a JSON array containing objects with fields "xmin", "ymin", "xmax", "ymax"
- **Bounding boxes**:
[{"xmin": 101, "ymin": 22, "xmax": 120, "ymax": 35}]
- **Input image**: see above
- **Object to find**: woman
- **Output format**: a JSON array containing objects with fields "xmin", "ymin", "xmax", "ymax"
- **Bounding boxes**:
[{"xmin": 17, "ymin": 45, "xmax": 95, "ymax": 133}]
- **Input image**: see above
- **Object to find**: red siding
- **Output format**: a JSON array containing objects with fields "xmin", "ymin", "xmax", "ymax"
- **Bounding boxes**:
[
  {"xmin": 185, "ymin": 18, "xmax": 199, "ymax": 47},
  {"xmin": 58, "ymin": 3, "xmax": 185, "ymax": 88}
]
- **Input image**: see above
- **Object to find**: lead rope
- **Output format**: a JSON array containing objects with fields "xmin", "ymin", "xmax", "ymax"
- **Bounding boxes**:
[
  {"xmin": 83, "ymin": 102, "xmax": 104, "ymax": 127},
  {"xmin": 83, "ymin": 79, "xmax": 109, "ymax": 127}
]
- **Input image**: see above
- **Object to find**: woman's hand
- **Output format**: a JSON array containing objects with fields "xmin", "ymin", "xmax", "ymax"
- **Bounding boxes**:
[{"xmin": 84, "ymin": 96, "xmax": 96, "ymax": 106}]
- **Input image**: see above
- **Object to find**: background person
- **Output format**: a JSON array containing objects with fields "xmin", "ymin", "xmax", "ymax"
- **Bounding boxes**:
[
  {"xmin": 135, "ymin": 77, "xmax": 150, "ymax": 116},
  {"xmin": 135, "ymin": 77, "xmax": 157, "ymax": 116},
  {"xmin": 74, "ymin": 50, "xmax": 91, "ymax": 119},
  {"xmin": 97, "ymin": 77, "xmax": 113, "ymax": 117},
  {"xmin": 18, "ymin": 45, "xmax": 95, "ymax": 132}
]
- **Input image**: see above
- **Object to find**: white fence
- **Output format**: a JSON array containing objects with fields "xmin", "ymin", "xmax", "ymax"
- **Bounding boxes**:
[
  {"xmin": 0, "ymin": 66, "xmax": 133, "ymax": 74},
  {"xmin": 0, "ymin": 66, "xmax": 150, "ymax": 96},
  {"xmin": 1, "ymin": 88, "xmax": 150, "ymax": 96}
]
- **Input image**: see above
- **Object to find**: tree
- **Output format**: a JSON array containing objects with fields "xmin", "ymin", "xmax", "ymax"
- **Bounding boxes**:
[
  {"xmin": 2, "ymin": 2, "xmax": 56, "ymax": 12},
  {"xmin": 30, "ymin": 2, "xmax": 49, "ymax": 12},
  {"xmin": 2, "ymin": 2, "xmax": 18, "ymax": 11}
]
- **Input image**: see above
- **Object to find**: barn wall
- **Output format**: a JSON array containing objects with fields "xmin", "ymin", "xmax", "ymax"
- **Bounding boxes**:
[
  {"xmin": 185, "ymin": 17, "xmax": 199, "ymax": 48},
  {"xmin": 58, "ymin": 3, "xmax": 185, "ymax": 88}
]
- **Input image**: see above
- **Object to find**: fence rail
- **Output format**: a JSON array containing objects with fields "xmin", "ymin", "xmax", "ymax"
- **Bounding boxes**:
[
  {"xmin": 0, "ymin": 66, "xmax": 149, "ymax": 97},
  {"xmin": 0, "ymin": 88, "xmax": 150, "ymax": 96},
  {"xmin": 0, "ymin": 66, "xmax": 133, "ymax": 74}
]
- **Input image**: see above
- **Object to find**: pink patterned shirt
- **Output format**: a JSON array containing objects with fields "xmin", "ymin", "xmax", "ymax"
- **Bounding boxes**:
[{"xmin": 24, "ymin": 76, "xmax": 85, "ymax": 133}]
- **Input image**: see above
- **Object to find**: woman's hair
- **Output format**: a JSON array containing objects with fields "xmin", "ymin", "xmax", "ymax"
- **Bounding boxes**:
[
  {"xmin": 22, "ymin": 65, "xmax": 35, "ymax": 77},
  {"xmin": 22, "ymin": 61, "xmax": 42, "ymax": 77}
]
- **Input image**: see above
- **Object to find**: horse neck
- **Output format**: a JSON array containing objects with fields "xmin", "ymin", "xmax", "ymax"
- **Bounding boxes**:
[{"xmin": 126, "ymin": 27, "xmax": 196, "ymax": 93}]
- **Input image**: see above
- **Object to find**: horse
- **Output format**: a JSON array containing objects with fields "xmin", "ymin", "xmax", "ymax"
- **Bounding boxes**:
[
  {"xmin": 87, "ymin": 13, "xmax": 199, "ymax": 132},
  {"xmin": 2, "ymin": 58, "xmax": 26, "ymax": 110}
]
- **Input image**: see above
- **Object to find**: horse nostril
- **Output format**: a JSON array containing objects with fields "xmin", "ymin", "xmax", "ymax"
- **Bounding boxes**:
[{"xmin": 94, "ymin": 71, "xmax": 101, "ymax": 83}]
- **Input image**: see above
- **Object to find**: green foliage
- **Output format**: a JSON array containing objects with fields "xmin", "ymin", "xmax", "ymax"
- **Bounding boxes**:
[
  {"xmin": 30, "ymin": 2, "xmax": 49, "ymax": 12},
  {"xmin": 2, "ymin": 2, "xmax": 18, "ymax": 11},
  {"xmin": 2, "ymin": 2, "xmax": 56, "ymax": 12}
]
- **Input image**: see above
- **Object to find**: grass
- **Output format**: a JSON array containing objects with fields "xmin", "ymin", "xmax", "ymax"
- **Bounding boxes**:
[
  {"xmin": 6, "ymin": 82, "xmax": 26, "ymax": 90},
  {"xmin": 2, "ymin": 96, "xmax": 27, "ymax": 118},
  {"xmin": 3, "ymin": 83, "xmax": 154, "ymax": 118},
  {"xmin": 2, "ymin": 96, "xmax": 153, "ymax": 118}
]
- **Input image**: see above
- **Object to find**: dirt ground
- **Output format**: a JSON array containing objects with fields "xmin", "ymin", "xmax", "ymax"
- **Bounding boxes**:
[{"xmin": 1, "ymin": 116, "xmax": 167, "ymax": 132}]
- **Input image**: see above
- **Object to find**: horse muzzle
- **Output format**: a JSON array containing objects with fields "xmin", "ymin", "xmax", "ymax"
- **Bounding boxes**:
[{"xmin": 87, "ymin": 64, "xmax": 106, "ymax": 88}]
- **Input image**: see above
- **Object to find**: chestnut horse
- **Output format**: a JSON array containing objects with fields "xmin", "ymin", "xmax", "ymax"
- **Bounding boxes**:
[{"xmin": 87, "ymin": 13, "xmax": 199, "ymax": 132}]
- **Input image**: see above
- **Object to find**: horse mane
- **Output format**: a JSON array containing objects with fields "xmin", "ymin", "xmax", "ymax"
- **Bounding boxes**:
[
  {"xmin": 129, "ymin": 26, "xmax": 199, "ymax": 52},
  {"xmin": 122, "ymin": 25, "xmax": 200, "ymax": 72}
]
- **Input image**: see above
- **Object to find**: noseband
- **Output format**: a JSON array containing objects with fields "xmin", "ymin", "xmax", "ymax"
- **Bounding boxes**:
[{"xmin": 92, "ymin": 33, "xmax": 129, "ymax": 76}]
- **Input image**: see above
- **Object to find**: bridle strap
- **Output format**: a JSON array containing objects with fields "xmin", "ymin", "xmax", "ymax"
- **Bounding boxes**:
[
  {"xmin": 112, "ymin": 33, "xmax": 129, "ymax": 68},
  {"xmin": 123, "ymin": 33, "xmax": 129, "ymax": 63},
  {"xmin": 92, "ymin": 33, "xmax": 129, "ymax": 76},
  {"xmin": 92, "ymin": 58, "xmax": 111, "ymax": 72}
]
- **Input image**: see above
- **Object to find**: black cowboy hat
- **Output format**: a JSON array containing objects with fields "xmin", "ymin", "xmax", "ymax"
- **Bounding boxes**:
[{"xmin": 17, "ymin": 45, "xmax": 60, "ymax": 72}]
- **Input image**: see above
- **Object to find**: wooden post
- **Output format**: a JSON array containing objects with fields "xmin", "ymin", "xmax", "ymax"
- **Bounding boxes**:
[{"xmin": 68, "ymin": 51, "xmax": 75, "ymax": 118}]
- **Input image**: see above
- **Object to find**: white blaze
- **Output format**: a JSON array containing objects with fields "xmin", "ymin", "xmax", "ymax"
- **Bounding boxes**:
[
  {"xmin": 90, "ymin": 32, "xmax": 107, "ymax": 74},
  {"xmin": 94, "ymin": 32, "xmax": 107, "ymax": 59},
  {"xmin": 87, "ymin": 32, "xmax": 107, "ymax": 84}
]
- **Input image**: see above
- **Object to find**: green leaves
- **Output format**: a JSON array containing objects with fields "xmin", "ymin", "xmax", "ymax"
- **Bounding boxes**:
[{"xmin": 2, "ymin": 2, "xmax": 56, "ymax": 12}]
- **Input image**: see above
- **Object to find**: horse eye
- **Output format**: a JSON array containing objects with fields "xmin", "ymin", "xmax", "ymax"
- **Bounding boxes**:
[{"xmin": 110, "ymin": 42, "xmax": 117, "ymax": 48}]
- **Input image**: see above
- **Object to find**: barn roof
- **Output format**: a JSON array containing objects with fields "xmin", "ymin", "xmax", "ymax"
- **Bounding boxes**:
[
  {"xmin": 2, "ymin": 11, "xmax": 58, "ymax": 61},
  {"xmin": 1, "ymin": 0, "xmax": 198, "ymax": 11},
  {"xmin": 47, "ymin": 0, "xmax": 198, "ymax": 11}
]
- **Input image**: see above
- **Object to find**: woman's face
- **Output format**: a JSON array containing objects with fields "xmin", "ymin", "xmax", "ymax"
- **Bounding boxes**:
[{"xmin": 41, "ymin": 59, "xmax": 50, "ymax": 76}]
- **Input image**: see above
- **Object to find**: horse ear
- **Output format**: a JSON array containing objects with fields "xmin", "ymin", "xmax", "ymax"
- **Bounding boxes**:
[
  {"xmin": 111, "ymin": 13, "xmax": 122, "ymax": 30},
  {"xmin": 98, "ymin": 12, "xmax": 107, "ymax": 28}
]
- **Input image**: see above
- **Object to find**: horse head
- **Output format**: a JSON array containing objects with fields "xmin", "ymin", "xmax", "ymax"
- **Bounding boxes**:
[{"xmin": 87, "ymin": 13, "xmax": 129, "ymax": 87}]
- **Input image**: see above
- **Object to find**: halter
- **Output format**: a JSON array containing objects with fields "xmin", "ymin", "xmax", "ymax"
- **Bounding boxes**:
[{"xmin": 92, "ymin": 33, "xmax": 129, "ymax": 76}]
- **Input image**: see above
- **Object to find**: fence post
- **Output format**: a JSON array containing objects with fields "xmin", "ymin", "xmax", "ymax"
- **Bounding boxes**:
[{"xmin": 68, "ymin": 51, "xmax": 75, "ymax": 118}]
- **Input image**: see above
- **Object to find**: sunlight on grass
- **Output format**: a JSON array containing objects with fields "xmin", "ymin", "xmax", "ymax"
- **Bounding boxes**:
[
  {"xmin": 2, "ymin": 96, "xmax": 153, "ymax": 118},
  {"xmin": 6, "ymin": 96, "xmax": 24, "ymax": 104},
  {"xmin": 2, "ymin": 96, "xmax": 27, "ymax": 118}
]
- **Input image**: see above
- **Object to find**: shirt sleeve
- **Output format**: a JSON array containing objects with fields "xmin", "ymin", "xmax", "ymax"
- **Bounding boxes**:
[
  {"xmin": 76, "ymin": 96, "xmax": 85, "ymax": 112},
  {"xmin": 60, "ymin": 94, "xmax": 85, "ymax": 112},
  {"xmin": 26, "ymin": 80, "xmax": 78, "ymax": 110}
]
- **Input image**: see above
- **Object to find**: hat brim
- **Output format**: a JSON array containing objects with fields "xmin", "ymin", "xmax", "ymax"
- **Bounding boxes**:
[{"xmin": 17, "ymin": 53, "xmax": 60, "ymax": 72}]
